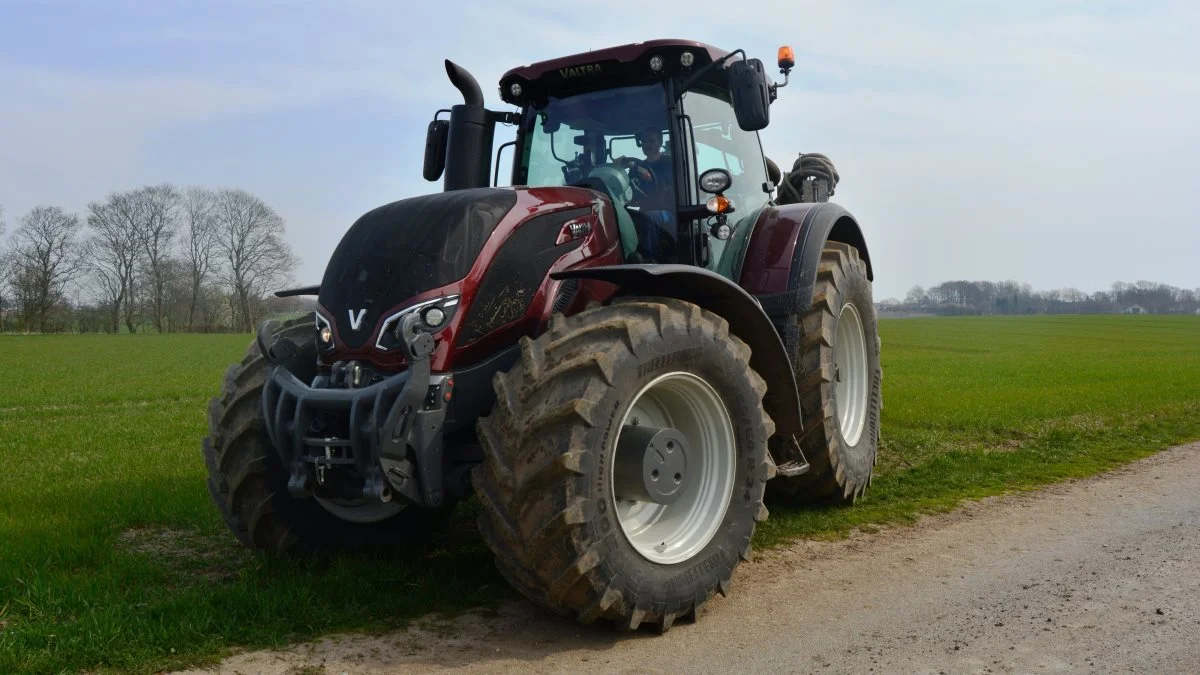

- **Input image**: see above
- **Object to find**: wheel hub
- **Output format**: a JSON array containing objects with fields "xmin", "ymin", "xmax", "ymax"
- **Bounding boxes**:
[
  {"xmin": 610, "ymin": 371, "xmax": 736, "ymax": 565},
  {"xmin": 613, "ymin": 425, "xmax": 689, "ymax": 505},
  {"xmin": 833, "ymin": 302, "xmax": 869, "ymax": 446}
]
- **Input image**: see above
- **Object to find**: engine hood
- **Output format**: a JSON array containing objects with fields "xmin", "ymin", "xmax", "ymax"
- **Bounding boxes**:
[{"xmin": 318, "ymin": 187, "xmax": 518, "ymax": 348}]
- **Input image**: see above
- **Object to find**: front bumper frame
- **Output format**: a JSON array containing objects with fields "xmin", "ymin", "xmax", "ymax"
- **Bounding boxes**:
[{"xmin": 258, "ymin": 313, "xmax": 451, "ymax": 508}]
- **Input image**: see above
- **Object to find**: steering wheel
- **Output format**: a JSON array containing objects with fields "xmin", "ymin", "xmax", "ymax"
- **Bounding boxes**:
[{"xmin": 621, "ymin": 157, "xmax": 656, "ymax": 200}]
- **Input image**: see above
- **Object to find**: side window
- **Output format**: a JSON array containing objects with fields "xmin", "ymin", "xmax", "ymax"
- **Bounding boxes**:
[
  {"xmin": 682, "ymin": 85, "xmax": 771, "ymax": 273},
  {"xmin": 524, "ymin": 121, "xmax": 578, "ymax": 187},
  {"xmin": 682, "ymin": 87, "xmax": 769, "ymax": 214},
  {"xmin": 695, "ymin": 141, "xmax": 729, "ymax": 173}
]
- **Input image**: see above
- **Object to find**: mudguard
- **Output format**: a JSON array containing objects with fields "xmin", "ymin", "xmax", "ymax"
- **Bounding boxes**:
[
  {"xmin": 738, "ymin": 202, "xmax": 872, "ymax": 318},
  {"xmin": 551, "ymin": 264, "xmax": 803, "ymax": 435}
]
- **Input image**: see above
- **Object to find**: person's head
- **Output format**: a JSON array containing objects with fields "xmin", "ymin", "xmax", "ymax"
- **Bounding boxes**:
[{"xmin": 637, "ymin": 127, "xmax": 664, "ymax": 159}]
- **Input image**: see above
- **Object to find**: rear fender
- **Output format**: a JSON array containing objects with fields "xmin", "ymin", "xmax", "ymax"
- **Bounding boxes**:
[
  {"xmin": 738, "ymin": 202, "xmax": 873, "ymax": 318},
  {"xmin": 551, "ymin": 264, "xmax": 803, "ymax": 435}
]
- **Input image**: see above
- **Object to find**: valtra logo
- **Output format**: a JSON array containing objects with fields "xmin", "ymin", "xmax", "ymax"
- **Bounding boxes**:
[{"xmin": 558, "ymin": 63, "xmax": 601, "ymax": 79}]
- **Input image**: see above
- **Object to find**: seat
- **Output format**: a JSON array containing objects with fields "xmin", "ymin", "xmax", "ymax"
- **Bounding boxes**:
[
  {"xmin": 581, "ymin": 165, "xmax": 639, "ymax": 259},
  {"xmin": 626, "ymin": 207, "xmax": 677, "ymax": 263}
]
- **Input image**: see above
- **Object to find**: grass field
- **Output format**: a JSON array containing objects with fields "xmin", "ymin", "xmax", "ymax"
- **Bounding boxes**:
[{"xmin": 2, "ymin": 316, "xmax": 1198, "ymax": 674}]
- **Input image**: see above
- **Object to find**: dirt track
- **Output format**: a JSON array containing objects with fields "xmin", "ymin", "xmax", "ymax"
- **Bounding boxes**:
[{"xmin": 180, "ymin": 441, "xmax": 1200, "ymax": 674}]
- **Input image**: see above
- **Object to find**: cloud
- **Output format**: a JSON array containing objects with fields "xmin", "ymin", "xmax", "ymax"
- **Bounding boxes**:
[{"xmin": 1, "ymin": 1, "xmax": 1198, "ymax": 297}]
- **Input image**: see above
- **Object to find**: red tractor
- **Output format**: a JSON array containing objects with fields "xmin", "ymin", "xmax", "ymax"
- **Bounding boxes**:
[{"xmin": 203, "ymin": 39, "xmax": 881, "ymax": 632}]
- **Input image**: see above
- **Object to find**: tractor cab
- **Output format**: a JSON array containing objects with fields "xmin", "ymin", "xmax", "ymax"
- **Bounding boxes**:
[{"xmin": 426, "ymin": 39, "xmax": 794, "ymax": 278}]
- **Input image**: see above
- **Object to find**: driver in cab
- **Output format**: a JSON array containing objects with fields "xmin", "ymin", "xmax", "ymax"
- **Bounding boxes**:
[
  {"xmin": 615, "ymin": 126, "xmax": 676, "ymax": 261},
  {"xmin": 616, "ymin": 127, "xmax": 673, "ymax": 206}
]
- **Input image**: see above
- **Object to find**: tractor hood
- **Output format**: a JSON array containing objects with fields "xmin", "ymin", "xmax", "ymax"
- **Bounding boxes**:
[{"xmin": 318, "ymin": 187, "xmax": 518, "ymax": 349}]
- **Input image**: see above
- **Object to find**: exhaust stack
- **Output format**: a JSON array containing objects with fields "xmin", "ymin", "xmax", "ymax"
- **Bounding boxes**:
[{"xmin": 442, "ymin": 60, "xmax": 495, "ymax": 191}]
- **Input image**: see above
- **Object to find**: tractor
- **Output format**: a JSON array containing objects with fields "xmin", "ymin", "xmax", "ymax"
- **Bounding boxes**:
[{"xmin": 202, "ymin": 39, "xmax": 882, "ymax": 632}]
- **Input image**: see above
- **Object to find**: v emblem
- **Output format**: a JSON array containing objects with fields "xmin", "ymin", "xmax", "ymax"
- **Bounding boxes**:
[{"xmin": 348, "ymin": 309, "xmax": 367, "ymax": 331}]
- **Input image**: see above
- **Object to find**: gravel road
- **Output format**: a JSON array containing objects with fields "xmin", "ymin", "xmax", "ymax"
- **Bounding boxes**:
[{"xmin": 182, "ymin": 441, "xmax": 1200, "ymax": 674}]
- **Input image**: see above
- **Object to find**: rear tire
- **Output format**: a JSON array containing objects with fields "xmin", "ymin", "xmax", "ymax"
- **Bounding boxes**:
[
  {"xmin": 769, "ymin": 242, "xmax": 883, "ymax": 504},
  {"xmin": 201, "ymin": 314, "xmax": 453, "ymax": 557},
  {"xmin": 473, "ymin": 297, "xmax": 774, "ymax": 631}
]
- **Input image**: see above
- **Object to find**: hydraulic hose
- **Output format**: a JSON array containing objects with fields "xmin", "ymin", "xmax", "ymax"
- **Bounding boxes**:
[{"xmin": 776, "ymin": 152, "xmax": 840, "ymax": 204}]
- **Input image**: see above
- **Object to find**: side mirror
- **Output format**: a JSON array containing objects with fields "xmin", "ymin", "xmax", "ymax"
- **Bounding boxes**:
[
  {"xmin": 423, "ymin": 119, "xmax": 449, "ymax": 181},
  {"xmin": 729, "ymin": 58, "xmax": 771, "ymax": 131}
]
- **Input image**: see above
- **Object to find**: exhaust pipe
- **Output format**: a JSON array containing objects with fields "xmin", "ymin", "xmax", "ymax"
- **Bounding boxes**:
[
  {"xmin": 446, "ymin": 60, "xmax": 483, "ymax": 107},
  {"xmin": 443, "ymin": 59, "xmax": 494, "ymax": 191}
]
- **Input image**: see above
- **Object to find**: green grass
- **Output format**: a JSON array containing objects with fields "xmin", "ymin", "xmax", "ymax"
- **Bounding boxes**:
[{"xmin": 2, "ymin": 316, "xmax": 1198, "ymax": 673}]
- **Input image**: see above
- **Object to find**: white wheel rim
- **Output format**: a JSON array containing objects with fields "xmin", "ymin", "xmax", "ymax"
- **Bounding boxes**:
[
  {"xmin": 610, "ymin": 372, "xmax": 736, "ymax": 565},
  {"xmin": 834, "ymin": 302, "xmax": 869, "ymax": 446},
  {"xmin": 314, "ymin": 496, "xmax": 405, "ymax": 524}
]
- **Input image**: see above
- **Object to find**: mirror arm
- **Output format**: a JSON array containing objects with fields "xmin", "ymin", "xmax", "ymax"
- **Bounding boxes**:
[
  {"xmin": 678, "ymin": 48, "xmax": 746, "ymax": 95},
  {"xmin": 489, "ymin": 110, "xmax": 521, "ymax": 126}
]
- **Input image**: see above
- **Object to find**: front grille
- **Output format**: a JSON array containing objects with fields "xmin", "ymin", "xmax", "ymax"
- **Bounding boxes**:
[{"xmin": 552, "ymin": 278, "xmax": 580, "ymax": 314}]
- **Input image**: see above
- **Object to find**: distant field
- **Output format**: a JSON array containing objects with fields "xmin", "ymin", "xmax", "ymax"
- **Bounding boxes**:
[{"xmin": 2, "ymin": 316, "xmax": 1198, "ymax": 674}]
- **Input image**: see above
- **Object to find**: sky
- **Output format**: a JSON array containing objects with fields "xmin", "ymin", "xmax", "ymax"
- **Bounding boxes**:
[{"xmin": 1, "ymin": 0, "xmax": 1198, "ymax": 301}]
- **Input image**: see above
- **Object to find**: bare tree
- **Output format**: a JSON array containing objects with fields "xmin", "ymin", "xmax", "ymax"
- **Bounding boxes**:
[
  {"xmin": 182, "ymin": 187, "xmax": 220, "ymax": 331},
  {"xmin": 132, "ymin": 184, "xmax": 182, "ymax": 332},
  {"xmin": 195, "ymin": 283, "xmax": 229, "ymax": 332},
  {"xmin": 7, "ymin": 206, "xmax": 84, "ymax": 331},
  {"xmin": 1062, "ymin": 288, "xmax": 1086, "ymax": 305},
  {"xmin": 904, "ymin": 285, "xmax": 926, "ymax": 306},
  {"xmin": 159, "ymin": 256, "xmax": 191, "ymax": 332},
  {"xmin": 85, "ymin": 192, "xmax": 144, "ymax": 333},
  {"xmin": 212, "ymin": 189, "xmax": 298, "ymax": 332},
  {"xmin": 0, "ymin": 205, "xmax": 9, "ymax": 329}
]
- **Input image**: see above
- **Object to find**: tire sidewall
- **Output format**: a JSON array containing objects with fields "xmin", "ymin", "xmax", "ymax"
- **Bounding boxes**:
[
  {"xmin": 582, "ymin": 316, "xmax": 767, "ymax": 605},
  {"xmin": 832, "ymin": 261, "xmax": 882, "ymax": 474}
]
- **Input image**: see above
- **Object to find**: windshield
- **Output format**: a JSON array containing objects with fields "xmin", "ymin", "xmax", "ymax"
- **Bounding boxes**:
[
  {"xmin": 519, "ymin": 83, "xmax": 671, "ymax": 187},
  {"xmin": 517, "ymin": 83, "xmax": 680, "ymax": 263}
]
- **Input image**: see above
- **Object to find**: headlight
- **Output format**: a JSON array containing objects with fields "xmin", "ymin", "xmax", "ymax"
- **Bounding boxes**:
[
  {"xmin": 375, "ymin": 295, "xmax": 460, "ymax": 352},
  {"xmin": 315, "ymin": 313, "xmax": 335, "ymax": 350},
  {"xmin": 423, "ymin": 306, "xmax": 446, "ymax": 327}
]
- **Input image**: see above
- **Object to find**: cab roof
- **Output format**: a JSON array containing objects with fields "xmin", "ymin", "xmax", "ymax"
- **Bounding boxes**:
[{"xmin": 498, "ymin": 39, "xmax": 731, "ymax": 107}]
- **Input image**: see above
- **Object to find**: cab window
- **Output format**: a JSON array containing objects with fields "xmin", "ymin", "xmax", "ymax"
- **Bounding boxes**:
[{"xmin": 681, "ymin": 84, "xmax": 771, "ymax": 273}]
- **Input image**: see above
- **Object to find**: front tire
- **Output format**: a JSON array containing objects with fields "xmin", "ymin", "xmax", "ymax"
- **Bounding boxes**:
[
  {"xmin": 473, "ymin": 298, "xmax": 774, "ymax": 631},
  {"xmin": 201, "ymin": 314, "xmax": 452, "ymax": 556},
  {"xmin": 769, "ymin": 242, "xmax": 883, "ymax": 504}
]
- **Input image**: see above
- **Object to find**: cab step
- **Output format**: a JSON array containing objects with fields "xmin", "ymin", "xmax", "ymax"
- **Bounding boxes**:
[{"xmin": 774, "ymin": 460, "xmax": 810, "ymax": 477}]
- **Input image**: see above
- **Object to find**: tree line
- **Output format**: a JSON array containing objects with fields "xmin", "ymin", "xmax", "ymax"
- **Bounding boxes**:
[
  {"xmin": 4, "ymin": 190, "xmax": 1196, "ymax": 332},
  {"xmin": 0, "ymin": 186, "xmax": 311, "ymax": 334},
  {"xmin": 881, "ymin": 280, "xmax": 1200, "ymax": 316}
]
